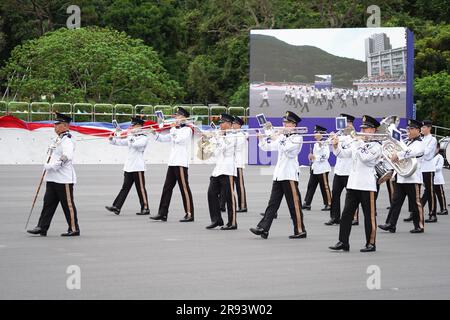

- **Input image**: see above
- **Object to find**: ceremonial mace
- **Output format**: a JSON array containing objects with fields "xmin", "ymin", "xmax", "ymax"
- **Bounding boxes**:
[{"xmin": 24, "ymin": 140, "xmax": 58, "ymax": 230}]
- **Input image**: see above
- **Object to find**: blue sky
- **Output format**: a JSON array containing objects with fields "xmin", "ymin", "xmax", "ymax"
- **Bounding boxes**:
[{"xmin": 251, "ymin": 27, "xmax": 407, "ymax": 62}]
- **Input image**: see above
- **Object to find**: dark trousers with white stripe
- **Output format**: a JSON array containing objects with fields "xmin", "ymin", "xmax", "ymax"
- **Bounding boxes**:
[
  {"xmin": 386, "ymin": 178, "xmax": 395, "ymax": 206},
  {"xmin": 258, "ymin": 180, "xmax": 305, "ymax": 234},
  {"xmin": 434, "ymin": 184, "xmax": 447, "ymax": 212},
  {"xmin": 38, "ymin": 182, "xmax": 79, "ymax": 232},
  {"xmin": 421, "ymin": 172, "xmax": 437, "ymax": 216},
  {"xmin": 158, "ymin": 166, "xmax": 194, "ymax": 218},
  {"xmin": 113, "ymin": 171, "xmax": 149, "ymax": 211},
  {"xmin": 304, "ymin": 172, "xmax": 332, "ymax": 206},
  {"xmin": 330, "ymin": 174, "xmax": 348, "ymax": 221},
  {"xmin": 219, "ymin": 167, "xmax": 247, "ymax": 211},
  {"xmin": 208, "ymin": 175, "xmax": 237, "ymax": 226},
  {"xmin": 386, "ymin": 183, "xmax": 424, "ymax": 229},
  {"xmin": 339, "ymin": 189, "xmax": 377, "ymax": 246}
]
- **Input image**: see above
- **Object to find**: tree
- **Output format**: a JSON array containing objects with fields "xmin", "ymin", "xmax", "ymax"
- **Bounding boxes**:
[
  {"xmin": 1, "ymin": 27, "xmax": 184, "ymax": 104},
  {"xmin": 414, "ymin": 71, "xmax": 450, "ymax": 128}
]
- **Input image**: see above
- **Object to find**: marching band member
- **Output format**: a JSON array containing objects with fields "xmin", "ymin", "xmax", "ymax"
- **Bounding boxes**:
[
  {"xmin": 378, "ymin": 119, "xmax": 425, "ymax": 233},
  {"xmin": 325, "ymin": 114, "xmax": 355, "ymax": 226},
  {"xmin": 302, "ymin": 125, "xmax": 332, "ymax": 211},
  {"xmin": 206, "ymin": 114, "xmax": 238, "ymax": 230},
  {"xmin": 219, "ymin": 116, "xmax": 248, "ymax": 213},
  {"xmin": 105, "ymin": 116, "xmax": 150, "ymax": 216},
  {"xmin": 434, "ymin": 143, "xmax": 448, "ymax": 215},
  {"xmin": 150, "ymin": 107, "xmax": 194, "ymax": 222},
  {"xmin": 232, "ymin": 116, "xmax": 248, "ymax": 212},
  {"xmin": 420, "ymin": 120, "xmax": 438, "ymax": 223},
  {"xmin": 249, "ymin": 111, "xmax": 306, "ymax": 239},
  {"xmin": 27, "ymin": 113, "xmax": 80, "ymax": 237},
  {"xmin": 329, "ymin": 115, "xmax": 382, "ymax": 252}
]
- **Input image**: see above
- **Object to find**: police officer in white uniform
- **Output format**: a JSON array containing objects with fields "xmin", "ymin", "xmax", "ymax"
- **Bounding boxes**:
[
  {"xmin": 260, "ymin": 88, "xmax": 269, "ymax": 107},
  {"xmin": 325, "ymin": 114, "xmax": 355, "ymax": 225},
  {"xmin": 329, "ymin": 115, "xmax": 382, "ymax": 252},
  {"xmin": 420, "ymin": 120, "xmax": 438, "ymax": 223},
  {"xmin": 231, "ymin": 116, "xmax": 248, "ymax": 212},
  {"xmin": 434, "ymin": 143, "xmax": 448, "ymax": 215},
  {"xmin": 105, "ymin": 116, "xmax": 150, "ymax": 215},
  {"xmin": 379, "ymin": 119, "xmax": 425, "ymax": 233},
  {"xmin": 249, "ymin": 111, "xmax": 306, "ymax": 239},
  {"xmin": 150, "ymin": 107, "xmax": 194, "ymax": 222},
  {"xmin": 206, "ymin": 114, "xmax": 238, "ymax": 230},
  {"xmin": 27, "ymin": 113, "xmax": 80, "ymax": 237},
  {"xmin": 303, "ymin": 125, "xmax": 332, "ymax": 211}
]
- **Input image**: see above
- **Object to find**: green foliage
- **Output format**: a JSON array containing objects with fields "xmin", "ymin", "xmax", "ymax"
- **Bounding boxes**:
[
  {"xmin": 414, "ymin": 71, "xmax": 450, "ymax": 127},
  {"xmin": 1, "ymin": 27, "xmax": 184, "ymax": 104}
]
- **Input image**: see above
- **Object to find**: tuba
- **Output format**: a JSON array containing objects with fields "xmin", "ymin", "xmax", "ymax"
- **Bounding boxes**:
[{"xmin": 379, "ymin": 115, "xmax": 417, "ymax": 179}]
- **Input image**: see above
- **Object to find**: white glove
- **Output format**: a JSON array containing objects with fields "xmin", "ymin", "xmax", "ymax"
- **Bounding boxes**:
[{"xmin": 44, "ymin": 163, "xmax": 53, "ymax": 170}]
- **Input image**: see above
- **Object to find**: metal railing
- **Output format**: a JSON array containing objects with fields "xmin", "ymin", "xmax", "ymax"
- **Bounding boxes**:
[{"xmin": 0, "ymin": 101, "xmax": 249, "ymax": 125}]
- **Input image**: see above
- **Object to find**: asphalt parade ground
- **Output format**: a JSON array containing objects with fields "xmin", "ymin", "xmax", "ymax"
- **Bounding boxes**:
[{"xmin": 1, "ymin": 164, "xmax": 449, "ymax": 300}]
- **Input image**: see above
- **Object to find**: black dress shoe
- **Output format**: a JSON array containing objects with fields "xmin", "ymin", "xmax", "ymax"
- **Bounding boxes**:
[
  {"xmin": 136, "ymin": 209, "xmax": 150, "ymax": 215},
  {"xmin": 329, "ymin": 241, "xmax": 350, "ymax": 251},
  {"xmin": 360, "ymin": 244, "xmax": 376, "ymax": 252},
  {"xmin": 437, "ymin": 210, "xmax": 448, "ymax": 215},
  {"xmin": 425, "ymin": 216, "xmax": 438, "ymax": 223},
  {"xmin": 403, "ymin": 214, "xmax": 413, "ymax": 222},
  {"xmin": 289, "ymin": 232, "xmax": 307, "ymax": 239},
  {"xmin": 249, "ymin": 227, "xmax": 269, "ymax": 239},
  {"xmin": 324, "ymin": 219, "xmax": 339, "ymax": 226},
  {"xmin": 378, "ymin": 224, "xmax": 396, "ymax": 233},
  {"xmin": 220, "ymin": 207, "xmax": 226, "ymax": 212},
  {"xmin": 236, "ymin": 208, "xmax": 247, "ymax": 213},
  {"xmin": 61, "ymin": 230, "xmax": 80, "ymax": 237},
  {"xmin": 321, "ymin": 205, "xmax": 331, "ymax": 211},
  {"xmin": 179, "ymin": 216, "xmax": 194, "ymax": 222},
  {"xmin": 150, "ymin": 214, "xmax": 167, "ymax": 221},
  {"xmin": 105, "ymin": 205, "xmax": 120, "ymax": 215},
  {"xmin": 302, "ymin": 203, "xmax": 311, "ymax": 210},
  {"xmin": 27, "ymin": 227, "xmax": 47, "ymax": 236},
  {"xmin": 410, "ymin": 228, "xmax": 424, "ymax": 233},
  {"xmin": 352, "ymin": 220, "xmax": 359, "ymax": 226},
  {"xmin": 206, "ymin": 221, "xmax": 224, "ymax": 229},
  {"xmin": 220, "ymin": 225, "xmax": 237, "ymax": 230}
]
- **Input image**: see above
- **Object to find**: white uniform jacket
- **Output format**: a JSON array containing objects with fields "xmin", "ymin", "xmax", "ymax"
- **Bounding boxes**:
[
  {"xmin": 333, "ymin": 135, "xmax": 353, "ymax": 176},
  {"xmin": 311, "ymin": 142, "xmax": 331, "ymax": 174},
  {"xmin": 421, "ymin": 134, "xmax": 437, "ymax": 172},
  {"xmin": 434, "ymin": 154, "xmax": 445, "ymax": 185},
  {"xmin": 259, "ymin": 134, "xmax": 303, "ymax": 182},
  {"xmin": 396, "ymin": 137, "xmax": 425, "ymax": 184},
  {"xmin": 110, "ymin": 134, "xmax": 148, "ymax": 172},
  {"xmin": 233, "ymin": 131, "xmax": 247, "ymax": 169},
  {"xmin": 211, "ymin": 134, "xmax": 237, "ymax": 177},
  {"xmin": 44, "ymin": 132, "xmax": 77, "ymax": 184},
  {"xmin": 340, "ymin": 140, "xmax": 382, "ymax": 192},
  {"xmin": 155, "ymin": 125, "xmax": 192, "ymax": 168}
]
